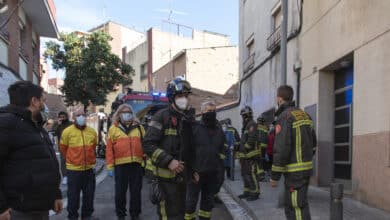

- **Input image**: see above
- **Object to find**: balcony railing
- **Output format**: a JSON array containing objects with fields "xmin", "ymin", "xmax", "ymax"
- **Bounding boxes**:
[
  {"xmin": 267, "ymin": 26, "xmax": 281, "ymax": 51},
  {"xmin": 0, "ymin": 30, "xmax": 10, "ymax": 42},
  {"xmin": 243, "ymin": 53, "xmax": 255, "ymax": 74}
]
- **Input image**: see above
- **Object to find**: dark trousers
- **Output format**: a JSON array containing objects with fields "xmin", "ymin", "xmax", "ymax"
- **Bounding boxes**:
[
  {"xmin": 114, "ymin": 163, "xmax": 143, "ymax": 217},
  {"xmin": 241, "ymin": 159, "xmax": 260, "ymax": 197},
  {"xmin": 67, "ymin": 169, "xmax": 96, "ymax": 219},
  {"xmin": 60, "ymin": 154, "xmax": 67, "ymax": 177},
  {"xmin": 284, "ymin": 181, "xmax": 311, "ymax": 220},
  {"xmin": 157, "ymin": 180, "xmax": 186, "ymax": 220},
  {"xmin": 225, "ymin": 167, "xmax": 231, "ymax": 179},
  {"xmin": 185, "ymin": 172, "xmax": 218, "ymax": 220},
  {"xmin": 11, "ymin": 210, "xmax": 49, "ymax": 220}
]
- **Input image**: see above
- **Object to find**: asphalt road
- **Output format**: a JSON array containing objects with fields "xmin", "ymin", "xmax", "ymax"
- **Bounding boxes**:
[{"xmin": 51, "ymin": 173, "xmax": 232, "ymax": 220}]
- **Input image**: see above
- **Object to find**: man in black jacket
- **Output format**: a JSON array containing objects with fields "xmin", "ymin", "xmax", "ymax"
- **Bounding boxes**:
[
  {"xmin": 0, "ymin": 81, "xmax": 63, "ymax": 220},
  {"xmin": 184, "ymin": 101, "xmax": 226, "ymax": 220},
  {"xmin": 270, "ymin": 85, "xmax": 317, "ymax": 220},
  {"xmin": 55, "ymin": 111, "xmax": 72, "ymax": 185},
  {"xmin": 142, "ymin": 77, "xmax": 194, "ymax": 220}
]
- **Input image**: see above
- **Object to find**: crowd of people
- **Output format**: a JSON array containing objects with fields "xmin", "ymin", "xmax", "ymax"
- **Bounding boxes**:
[{"xmin": 0, "ymin": 80, "xmax": 316, "ymax": 220}]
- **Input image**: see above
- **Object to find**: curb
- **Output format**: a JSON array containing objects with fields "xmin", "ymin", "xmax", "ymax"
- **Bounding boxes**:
[{"xmin": 219, "ymin": 182, "xmax": 257, "ymax": 220}]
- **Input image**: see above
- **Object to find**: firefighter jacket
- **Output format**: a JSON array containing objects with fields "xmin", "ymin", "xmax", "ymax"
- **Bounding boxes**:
[
  {"xmin": 106, "ymin": 122, "xmax": 145, "ymax": 169},
  {"xmin": 227, "ymin": 125, "xmax": 240, "ymax": 151},
  {"xmin": 271, "ymin": 102, "xmax": 317, "ymax": 188},
  {"xmin": 257, "ymin": 123, "xmax": 269, "ymax": 155},
  {"xmin": 60, "ymin": 125, "xmax": 97, "ymax": 171},
  {"xmin": 191, "ymin": 121, "xmax": 226, "ymax": 173},
  {"xmin": 142, "ymin": 106, "xmax": 194, "ymax": 180},
  {"xmin": 238, "ymin": 119, "xmax": 260, "ymax": 159}
]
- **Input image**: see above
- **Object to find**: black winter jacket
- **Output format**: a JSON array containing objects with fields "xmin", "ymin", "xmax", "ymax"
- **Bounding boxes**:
[
  {"xmin": 191, "ymin": 121, "xmax": 226, "ymax": 173},
  {"xmin": 142, "ymin": 106, "xmax": 194, "ymax": 181},
  {"xmin": 0, "ymin": 105, "xmax": 62, "ymax": 213}
]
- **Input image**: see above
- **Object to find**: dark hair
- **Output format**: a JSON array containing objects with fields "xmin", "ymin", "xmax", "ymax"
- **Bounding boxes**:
[
  {"xmin": 277, "ymin": 85, "xmax": 294, "ymax": 102},
  {"xmin": 8, "ymin": 81, "xmax": 44, "ymax": 107},
  {"xmin": 58, "ymin": 111, "xmax": 68, "ymax": 117}
]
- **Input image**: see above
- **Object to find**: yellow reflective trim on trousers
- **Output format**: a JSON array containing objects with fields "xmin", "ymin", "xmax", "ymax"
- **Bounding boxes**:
[
  {"xmin": 244, "ymin": 143, "xmax": 252, "ymax": 149},
  {"xmin": 244, "ymin": 187, "xmax": 250, "ymax": 192},
  {"xmin": 153, "ymin": 167, "xmax": 176, "ymax": 178},
  {"xmin": 164, "ymin": 128, "xmax": 177, "ymax": 136},
  {"xmin": 198, "ymin": 210, "xmax": 211, "ymax": 218},
  {"xmin": 184, "ymin": 212, "xmax": 196, "ymax": 220},
  {"xmin": 251, "ymin": 164, "xmax": 259, "ymax": 193},
  {"xmin": 293, "ymin": 120, "xmax": 313, "ymax": 128},
  {"xmin": 152, "ymin": 149, "xmax": 163, "ymax": 163},
  {"xmin": 260, "ymin": 143, "xmax": 267, "ymax": 148},
  {"xmin": 292, "ymin": 190, "xmax": 302, "ymax": 220},
  {"xmin": 219, "ymin": 153, "xmax": 226, "ymax": 160},
  {"xmin": 257, "ymin": 166, "xmax": 264, "ymax": 174},
  {"xmin": 159, "ymin": 200, "xmax": 167, "ymax": 220}
]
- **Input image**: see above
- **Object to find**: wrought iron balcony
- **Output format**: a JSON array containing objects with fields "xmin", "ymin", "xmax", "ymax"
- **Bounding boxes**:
[
  {"xmin": 243, "ymin": 53, "xmax": 255, "ymax": 74},
  {"xmin": 267, "ymin": 26, "xmax": 281, "ymax": 51}
]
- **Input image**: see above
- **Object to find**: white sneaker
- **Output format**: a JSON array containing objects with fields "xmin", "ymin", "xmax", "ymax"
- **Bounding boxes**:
[{"xmin": 62, "ymin": 177, "xmax": 68, "ymax": 185}]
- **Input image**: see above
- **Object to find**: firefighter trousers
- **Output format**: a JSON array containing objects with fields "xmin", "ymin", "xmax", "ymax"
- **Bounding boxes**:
[
  {"xmin": 185, "ymin": 172, "xmax": 219, "ymax": 220},
  {"xmin": 241, "ymin": 159, "xmax": 260, "ymax": 197},
  {"xmin": 157, "ymin": 180, "xmax": 186, "ymax": 220},
  {"xmin": 284, "ymin": 181, "xmax": 311, "ymax": 220}
]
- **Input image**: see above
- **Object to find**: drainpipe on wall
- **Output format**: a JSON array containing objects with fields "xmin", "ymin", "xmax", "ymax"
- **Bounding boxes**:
[
  {"xmin": 281, "ymin": 0, "xmax": 288, "ymax": 85},
  {"xmin": 294, "ymin": 61, "xmax": 302, "ymax": 108}
]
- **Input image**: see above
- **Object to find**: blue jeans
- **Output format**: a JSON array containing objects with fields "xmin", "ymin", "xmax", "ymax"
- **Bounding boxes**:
[{"xmin": 67, "ymin": 169, "xmax": 96, "ymax": 219}]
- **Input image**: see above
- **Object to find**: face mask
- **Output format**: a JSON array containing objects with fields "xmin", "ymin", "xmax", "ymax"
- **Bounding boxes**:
[
  {"xmin": 120, "ymin": 112, "xmax": 133, "ymax": 122},
  {"xmin": 76, "ymin": 115, "xmax": 86, "ymax": 126},
  {"xmin": 40, "ymin": 104, "xmax": 49, "ymax": 123},
  {"xmin": 175, "ymin": 97, "xmax": 188, "ymax": 110},
  {"xmin": 202, "ymin": 111, "xmax": 217, "ymax": 127}
]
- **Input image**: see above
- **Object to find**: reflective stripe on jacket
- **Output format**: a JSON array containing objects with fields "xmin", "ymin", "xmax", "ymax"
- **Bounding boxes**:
[
  {"xmin": 271, "ymin": 102, "xmax": 317, "ymax": 188},
  {"xmin": 60, "ymin": 125, "xmax": 97, "ymax": 171},
  {"xmin": 105, "ymin": 122, "xmax": 145, "ymax": 169}
]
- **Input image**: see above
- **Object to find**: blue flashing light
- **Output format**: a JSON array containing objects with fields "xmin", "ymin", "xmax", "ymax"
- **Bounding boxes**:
[
  {"xmin": 152, "ymin": 92, "xmax": 160, "ymax": 96},
  {"xmin": 160, "ymin": 93, "xmax": 166, "ymax": 97}
]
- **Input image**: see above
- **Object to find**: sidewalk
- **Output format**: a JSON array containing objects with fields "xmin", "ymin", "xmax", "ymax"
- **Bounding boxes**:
[{"xmin": 221, "ymin": 161, "xmax": 390, "ymax": 220}]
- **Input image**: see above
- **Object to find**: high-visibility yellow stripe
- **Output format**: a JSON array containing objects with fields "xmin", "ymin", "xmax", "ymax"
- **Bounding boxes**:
[
  {"xmin": 159, "ymin": 200, "xmax": 167, "ymax": 220},
  {"xmin": 114, "ymin": 156, "xmax": 143, "ymax": 166},
  {"xmin": 292, "ymin": 190, "xmax": 302, "ymax": 220},
  {"xmin": 164, "ymin": 128, "xmax": 177, "ymax": 136},
  {"xmin": 286, "ymin": 161, "xmax": 313, "ymax": 172},
  {"xmin": 272, "ymin": 161, "xmax": 313, "ymax": 173},
  {"xmin": 198, "ymin": 210, "xmax": 211, "ymax": 218},
  {"xmin": 66, "ymin": 164, "xmax": 95, "ymax": 171},
  {"xmin": 184, "ymin": 212, "xmax": 196, "ymax": 220},
  {"xmin": 145, "ymin": 159, "xmax": 155, "ymax": 171},
  {"xmin": 152, "ymin": 149, "xmax": 163, "ymax": 163},
  {"xmin": 251, "ymin": 164, "xmax": 259, "ymax": 193},
  {"xmin": 246, "ymin": 149, "xmax": 261, "ymax": 158},
  {"xmin": 153, "ymin": 167, "xmax": 176, "ymax": 178},
  {"xmin": 219, "ymin": 153, "xmax": 226, "ymax": 160},
  {"xmin": 292, "ymin": 120, "xmax": 313, "ymax": 128},
  {"xmin": 244, "ymin": 143, "xmax": 252, "ymax": 149},
  {"xmin": 296, "ymin": 128, "xmax": 302, "ymax": 163}
]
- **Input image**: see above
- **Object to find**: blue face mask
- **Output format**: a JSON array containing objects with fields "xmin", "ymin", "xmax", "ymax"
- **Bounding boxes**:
[
  {"xmin": 76, "ymin": 115, "xmax": 86, "ymax": 126},
  {"xmin": 120, "ymin": 112, "xmax": 133, "ymax": 122}
]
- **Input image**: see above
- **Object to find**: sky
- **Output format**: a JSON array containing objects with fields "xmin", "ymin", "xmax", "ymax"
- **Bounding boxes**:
[{"xmin": 43, "ymin": 0, "xmax": 238, "ymax": 78}]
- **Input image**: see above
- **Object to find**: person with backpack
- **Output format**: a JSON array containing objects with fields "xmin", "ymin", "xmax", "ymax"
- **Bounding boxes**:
[{"xmin": 106, "ymin": 104, "xmax": 145, "ymax": 220}]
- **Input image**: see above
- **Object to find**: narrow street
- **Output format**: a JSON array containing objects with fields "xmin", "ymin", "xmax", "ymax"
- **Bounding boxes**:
[{"xmin": 51, "ymin": 172, "xmax": 232, "ymax": 220}]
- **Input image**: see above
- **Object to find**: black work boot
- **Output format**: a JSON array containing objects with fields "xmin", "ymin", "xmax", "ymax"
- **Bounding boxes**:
[
  {"xmin": 246, "ymin": 195, "xmax": 259, "ymax": 201},
  {"xmin": 238, "ymin": 193, "xmax": 249, "ymax": 199}
]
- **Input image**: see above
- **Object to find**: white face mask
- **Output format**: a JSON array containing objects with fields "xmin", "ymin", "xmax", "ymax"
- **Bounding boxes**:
[
  {"xmin": 76, "ymin": 115, "xmax": 86, "ymax": 126},
  {"xmin": 120, "ymin": 112, "xmax": 133, "ymax": 122},
  {"xmin": 175, "ymin": 97, "xmax": 188, "ymax": 110}
]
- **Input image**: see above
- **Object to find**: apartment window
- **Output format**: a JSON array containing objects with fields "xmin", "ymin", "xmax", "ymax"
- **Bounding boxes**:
[
  {"xmin": 140, "ymin": 62, "xmax": 148, "ymax": 80},
  {"xmin": 0, "ymin": 39, "xmax": 7, "ymax": 65},
  {"xmin": 267, "ymin": 2, "xmax": 282, "ymax": 51},
  {"xmin": 244, "ymin": 35, "xmax": 255, "ymax": 74},
  {"xmin": 19, "ymin": 20, "xmax": 28, "ymax": 59},
  {"xmin": 32, "ymin": 42, "xmax": 38, "ymax": 73}
]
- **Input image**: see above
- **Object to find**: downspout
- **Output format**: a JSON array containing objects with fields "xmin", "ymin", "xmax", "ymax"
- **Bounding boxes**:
[
  {"xmin": 219, "ymin": 0, "xmax": 303, "ymax": 112},
  {"xmin": 281, "ymin": 0, "xmax": 288, "ymax": 85}
]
